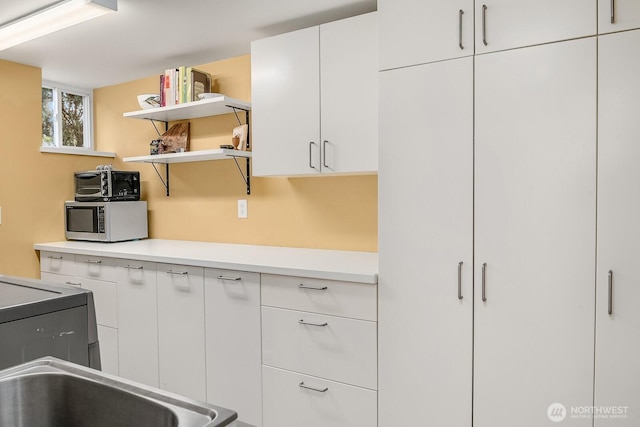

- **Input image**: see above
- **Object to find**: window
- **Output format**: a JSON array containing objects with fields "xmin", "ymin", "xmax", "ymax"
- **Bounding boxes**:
[{"xmin": 42, "ymin": 82, "xmax": 93, "ymax": 150}]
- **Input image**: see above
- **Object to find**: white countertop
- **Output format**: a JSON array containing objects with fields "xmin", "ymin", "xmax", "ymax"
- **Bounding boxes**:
[{"xmin": 34, "ymin": 240, "xmax": 378, "ymax": 284}]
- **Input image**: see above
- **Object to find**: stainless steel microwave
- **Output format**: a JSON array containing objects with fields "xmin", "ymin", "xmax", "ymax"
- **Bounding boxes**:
[
  {"xmin": 65, "ymin": 201, "xmax": 148, "ymax": 242},
  {"xmin": 74, "ymin": 170, "xmax": 140, "ymax": 202}
]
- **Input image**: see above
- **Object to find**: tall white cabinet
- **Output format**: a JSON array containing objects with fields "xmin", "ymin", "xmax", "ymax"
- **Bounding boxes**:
[
  {"xmin": 595, "ymin": 29, "xmax": 640, "ymax": 426},
  {"xmin": 378, "ymin": 57, "xmax": 474, "ymax": 427},
  {"xmin": 251, "ymin": 12, "xmax": 377, "ymax": 176},
  {"xmin": 474, "ymin": 38, "xmax": 596, "ymax": 426},
  {"xmin": 379, "ymin": 3, "xmax": 599, "ymax": 427}
]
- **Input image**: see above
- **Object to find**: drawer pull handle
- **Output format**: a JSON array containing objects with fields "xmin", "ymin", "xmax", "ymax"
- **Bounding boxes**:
[
  {"xmin": 65, "ymin": 281, "xmax": 81, "ymax": 286},
  {"xmin": 124, "ymin": 265, "xmax": 143, "ymax": 270},
  {"xmin": 218, "ymin": 275, "xmax": 242, "ymax": 281},
  {"xmin": 85, "ymin": 260, "xmax": 102, "ymax": 264},
  {"xmin": 298, "ymin": 284, "xmax": 328, "ymax": 291},
  {"xmin": 298, "ymin": 319, "xmax": 328, "ymax": 327},
  {"xmin": 166, "ymin": 270, "xmax": 188, "ymax": 275},
  {"xmin": 299, "ymin": 382, "xmax": 328, "ymax": 393},
  {"xmin": 47, "ymin": 255, "xmax": 63, "ymax": 260}
]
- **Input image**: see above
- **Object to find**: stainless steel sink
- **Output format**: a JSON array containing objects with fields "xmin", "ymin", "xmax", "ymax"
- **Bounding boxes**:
[{"xmin": 0, "ymin": 357, "xmax": 237, "ymax": 427}]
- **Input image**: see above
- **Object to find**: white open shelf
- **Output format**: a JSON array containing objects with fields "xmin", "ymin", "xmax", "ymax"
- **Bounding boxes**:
[
  {"xmin": 123, "ymin": 149, "xmax": 251, "ymax": 164},
  {"xmin": 123, "ymin": 96, "xmax": 251, "ymax": 122}
]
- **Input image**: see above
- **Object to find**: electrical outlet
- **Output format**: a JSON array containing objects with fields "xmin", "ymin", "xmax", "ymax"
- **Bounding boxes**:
[
  {"xmin": 237, "ymin": 199, "xmax": 248, "ymax": 219},
  {"xmin": 0, "ymin": 206, "xmax": 2, "ymax": 224}
]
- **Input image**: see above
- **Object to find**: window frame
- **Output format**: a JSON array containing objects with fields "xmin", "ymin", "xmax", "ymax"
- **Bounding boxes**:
[{"xmin": 42, "ymin": 81, "xmax": 95, "ymax": 152}]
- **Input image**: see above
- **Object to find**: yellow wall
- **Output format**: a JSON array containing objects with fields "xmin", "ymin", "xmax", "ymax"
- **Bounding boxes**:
[
  {"xmin": 0, "ymin": 60, "xmax": 118, "ymax": 278},
  {"xmin": 0, "ymin": 55, "xmax": 377, "ymax": 279}
]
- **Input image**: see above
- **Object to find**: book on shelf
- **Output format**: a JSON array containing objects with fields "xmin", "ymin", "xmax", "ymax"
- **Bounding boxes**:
[{"xmin": 159, "ymin": 67, "xmax": 211, "ymax": 107}]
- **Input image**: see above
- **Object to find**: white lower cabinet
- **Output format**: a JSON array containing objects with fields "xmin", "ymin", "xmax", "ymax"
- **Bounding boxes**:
[
  {"xmin": 115, "ymin": 259, "xmax": 159, "ymax": 387},
  {"xmin": 261, "ymin": 274, "xmax": 377, "ymax": 427},
  {"xmin": 40, "ymin": 252, "xmax": 120, "ymax": 376},
  {"xmin": 204, "ymin": 269, "xmax": 262, "ymax": 427},
  {"xmin": 157, "ymin": 263, "xmax": 206, "ymax": 401},
  {"xmin": 262, "ymin": 366, "xmax": 377, "ymax": 427}
]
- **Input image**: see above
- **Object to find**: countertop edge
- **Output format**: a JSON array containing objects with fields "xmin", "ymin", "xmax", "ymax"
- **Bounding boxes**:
[{"xmin": 34, "ymin": 240, "xmax": 379, "ymax": 284}]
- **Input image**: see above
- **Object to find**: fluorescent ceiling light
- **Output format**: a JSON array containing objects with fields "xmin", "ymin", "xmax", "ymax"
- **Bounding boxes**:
[{"xmin": 0, "ymin": 0, "xmax": 117, "ymax": 51}]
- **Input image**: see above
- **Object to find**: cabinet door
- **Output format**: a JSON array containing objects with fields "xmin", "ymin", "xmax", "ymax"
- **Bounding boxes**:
[
  {"xmin": 98, "ymin": 325, "xmax": 119, "ymax": 375},
  {"xmin": 378, "ymin": 57, "xmax": 473, "ymax": 427},
  {"xmin": 475, "ymin": 0, "xmax": 596, "ymax": 54},
  {"xmin": 205, "ymin": 269, "xmax": 262, "ymax": 427},
  {"xmin": 599, "ymin": 0, "xmax": 640, "ymax": 34},
  {"xmin": 379, "ymin": 0, "xmax": 474, "ymax": 70},
  {"xmin": 115, "ymin": 259, "xmax": 159, "ymax": 388},
  {"xmin": 474, "ymin": 38, "xmax": 596, "ymax": 427},
  {"xmin": 595, "ymin": 30, "xmax": 640, "ymax": 426},
  {"xmin": 157, "ymin": 263, "xmax": 206, "ymax": 401},
  {"xmin": 251, "ymin": 26, "xmax": 321, "ymax": 176},
  {"xmin": 320, "ymin": 12, "xmax": 377, "ymax": 174}
]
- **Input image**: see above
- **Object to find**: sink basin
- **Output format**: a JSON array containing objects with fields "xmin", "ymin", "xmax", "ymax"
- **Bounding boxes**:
[{"xmin": 0, "ymin": 357, "xmax": 237, "ymax": 427}]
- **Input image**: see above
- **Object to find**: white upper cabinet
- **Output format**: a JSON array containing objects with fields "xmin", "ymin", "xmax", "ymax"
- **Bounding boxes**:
[
  {"xmin": 599, "ymin": 0, "xmax": 640, "ymax": 33},
  {"xmin": 251, "ymin": 12, "xmax": 378, "ymax": 176},
  {"xmin": 475, "ymin": 0, "xmax": 596, "ymax": 54},
  {"xmin": 379, "ymin": 0, "xmax": 474, "ymax": 70},
  {"xmin": 319, "ymin": 13, "xmax": 378, "ymax": 174},
  {"xmin": 251, "ymin": 26, "xmax": 321, "ymax": 176}
]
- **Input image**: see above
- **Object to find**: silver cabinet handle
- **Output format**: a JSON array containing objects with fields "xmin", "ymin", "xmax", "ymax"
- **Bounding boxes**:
[
  {"xmin": 166, "ymin": 270, "xmax": 188, "ymax": 275},
  {"xmin": 459, "ymin": 9, "xmax": 464, "ymax": 50},
  {"xmin": 298, "ymin": 284, "xmax": 328, "ymax": 291},
  {"xmin": 309, "ymin": 141, "xmax": 317, "ymax": 169},
  {"xmin": 482, "ymin": 263, "xmax": 487, "ymax": 302},
  {"xmin": 611, "ymin": 0, "xmax": 615, "ymax": 24},
  {"xmin": 84, "ymin": 260, "xmax": 102, "ymax": 264},
  {"xmin": 322, "ymin": 140, "xmax": 329, "ymax": 169},
  {"xmin": 458, "ymin": 261, "xmax": 464, "ymax": 300},
  {"xmin": 608, "ymin": 270, "xmax": 613, "ymax": 315},
  {"xmin": 482, "ymin": 5, "xmax": 488, "ymax": 46},
  {"xmin": 218, "ymin": 275, "xmax": 241, "ymax": 281},
  {"xmin": 65, "ymin": 281, "xmax": 81, "ymax": 286},
  {"xmin": 124, "ymin": 265, "xmax": 143, "ymax": 270},
  {"xmin": 299, "ymin": 319, "xmax": 328, "ymax": 327},
  {"xmin": 47, "ymin": 255, "xmax": 63, "ymax": 260},
  {"xmin": 299, "ymin": 382, "xmax": 328, "ymax": 393}
]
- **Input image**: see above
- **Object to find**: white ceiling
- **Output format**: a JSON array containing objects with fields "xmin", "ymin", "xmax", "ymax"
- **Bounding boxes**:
[{"xmin": 0, "ymin": 0, "xmax": 376, "ymax": 90}]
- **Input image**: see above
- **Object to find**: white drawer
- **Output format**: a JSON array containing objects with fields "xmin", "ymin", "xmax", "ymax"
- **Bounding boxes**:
[
  {"xmin": 262, "ymin": 306, "xmax": 377, "ymax": 389},
  {"xmin": 77, "ymin": 277, "xmax": 118, "ymax": 328},
  {"xmin": 40, "ymin": 272, "xmax": 78, "ymax": 287},
  {"xmin": 262, "ymin": 366, "xmax": 377, "ymax": 427},
  {"xmin": 75, "ymin": 255, "xmax": 117, "ymax": 281},
  {"xmin": 40, "ymin": 251, "xmax": 75, "ymax": 276},
  {"xmin": 261, "ymin": 274, "xmax": 377, "ymax": 321}
]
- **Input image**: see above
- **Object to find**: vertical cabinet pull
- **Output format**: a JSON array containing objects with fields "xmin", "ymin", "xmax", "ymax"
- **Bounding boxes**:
[
  {"xmin": 482, "ymin": 5, "xmax": 488, "ymax": 46},
  {"xmin": 458, "ymin": 261, "xmax": 464, "ymax": 299},
  {"xmin": 482, "ymin": 263, "xmax": 487, "ymax": 302},
  {"xmin": 458, "ymin": 10, "xmax": 464, "ymax": 50},
  {"xmin": 608, "ymin": 270, "xmax": 613, "ymax": 315},
  {"xmin": 611, "ymin": 0, "xmax": 615, "ymax": 24},
  {"xmin": 322, "ymin": 140, "xmax": 329, "ymax": 169},
  {"xmin": 309, "ymin": 141, "xmax": 317, "ymax": 169}
]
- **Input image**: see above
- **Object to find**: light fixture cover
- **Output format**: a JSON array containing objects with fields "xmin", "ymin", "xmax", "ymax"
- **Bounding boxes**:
[{"xmin": 0, "ymin": 0, "xmax": 117, "ymax": 51}]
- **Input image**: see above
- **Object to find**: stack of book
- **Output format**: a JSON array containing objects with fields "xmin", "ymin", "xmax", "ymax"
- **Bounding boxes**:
[{"xmin": 160, "ymin": 67, "xmax": 212, "ymax": 107}]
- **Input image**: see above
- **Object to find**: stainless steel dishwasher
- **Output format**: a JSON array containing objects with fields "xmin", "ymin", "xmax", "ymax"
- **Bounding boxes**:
[{"xmin": 0, "ymin": 275, "xmax": 100, "ymax": 370}]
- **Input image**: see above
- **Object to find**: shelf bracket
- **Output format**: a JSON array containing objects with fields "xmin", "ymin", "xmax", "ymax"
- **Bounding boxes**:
[
  {"xmin": 230, "ymin": 155, "xmax": 251, "ymax": 195},
  {"xmin": 151, "ymin": 163, "xmax": 170, "ymax": 196}
]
